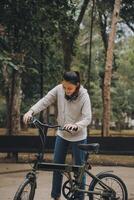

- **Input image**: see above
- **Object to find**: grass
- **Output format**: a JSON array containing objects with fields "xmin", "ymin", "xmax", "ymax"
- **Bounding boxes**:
[
  {"xmin": 0, "ymin": 128, "xmax": 134, "ymax": 137},
  {"xmin": 89, "ymin": 129, "xmax": 134, "ymax": 137},
  {"xmin": 0, "ymin": 153, "xmax": 134, "ymax": 167}
]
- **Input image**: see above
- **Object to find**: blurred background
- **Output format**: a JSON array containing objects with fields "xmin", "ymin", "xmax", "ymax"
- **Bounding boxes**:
[{"xmin": 0, "ymin": 0, "xmax": 134, "ymax": 138}]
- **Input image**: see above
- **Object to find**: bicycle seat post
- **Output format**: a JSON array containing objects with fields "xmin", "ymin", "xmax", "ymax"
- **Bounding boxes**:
[{"xmin": 85, "ymin": 152, "xmax": 89, "ymax": 162}]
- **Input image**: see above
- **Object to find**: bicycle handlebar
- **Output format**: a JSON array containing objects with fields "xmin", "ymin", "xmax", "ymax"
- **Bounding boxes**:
[
  {"xmin": 29, "ymin": 117, "xmax": 73, "ymax": 134},
  {"xmin": 28, "ymin": 117, "xmax": 75, "ymax": 157},
  {"xmin": 31, "ymin": 117, "xmax": 60, "ymax": 129}
]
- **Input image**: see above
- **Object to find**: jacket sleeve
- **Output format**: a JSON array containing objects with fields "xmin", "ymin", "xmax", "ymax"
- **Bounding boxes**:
[
  {"xmin": 29, "ymin": 86, "xmax": 57, "ymax": 115},
  {"xmin": 75, "ymin": 94, "xmax": 92, "ymax": 130}
]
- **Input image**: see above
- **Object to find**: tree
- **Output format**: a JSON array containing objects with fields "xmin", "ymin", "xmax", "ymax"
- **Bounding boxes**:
[
  {"xmin": 69, "ymin": 0, "xmax": 134, "ymax": 133},
  {"xmin": 102, "ymin": 0, "xmax": 122, "ymax": 136},
  {"xmin": 0, "ymin": 1, "xmax": 38, "ymax": 134},
  {"xmin": 58, "ymin": 0, "xmax": 90, "ymax": 70},
  {"xmin": 0, "ymin": 53, "xmax": 23, "ymax": 135},
  {"xmin": 112, "ymin": 36, "xmax": 134, "ymax": 128},
  {"xmin": 120, "ymin": 0, "xmax": 134, "ymax": 33}
]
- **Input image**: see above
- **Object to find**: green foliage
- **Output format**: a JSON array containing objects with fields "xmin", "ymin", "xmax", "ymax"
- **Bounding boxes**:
[
  {"xmin": 73, "ymin": 1, "xmax": 134, "ymax": 127},
  {"xmin": 0, "ymin": 0, "xmax": 134, "ymax": 129},
  {"xmin": 0, "ymin": 51, "xmax": 18, "ymax": 70},
  {"xmin": 120, "ymin": 0, "xmax": 134, "ymax": 24},
  {"xmin": 111, "ymin": 36, "xmax": 134, "ymax": 124}
]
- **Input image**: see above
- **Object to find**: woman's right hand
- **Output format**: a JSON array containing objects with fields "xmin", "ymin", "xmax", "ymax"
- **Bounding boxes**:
[{"xmin": 23, "ymin": 110, "xmax": 34, "ymax": 124}]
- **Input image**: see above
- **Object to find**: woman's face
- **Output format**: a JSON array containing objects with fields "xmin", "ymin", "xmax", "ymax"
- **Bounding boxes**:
[{"xmin": 62, "ymin": 80, "xmax": 78, "ymax": 96}]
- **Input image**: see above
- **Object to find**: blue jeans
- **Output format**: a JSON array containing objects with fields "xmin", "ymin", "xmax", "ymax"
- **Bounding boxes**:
[{"xmin": 51, "ymin": 136, "xmax": 87, "ymax": 199}]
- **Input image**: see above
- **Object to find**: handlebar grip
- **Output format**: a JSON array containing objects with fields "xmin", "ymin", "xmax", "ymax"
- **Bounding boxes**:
[
  {"xmin": 59, "ymin": 126, "xmax": 78, "ymax": 134},
  {"xmin": 27, "ymin": 116, "xmax": 35, "ymax": 124}
]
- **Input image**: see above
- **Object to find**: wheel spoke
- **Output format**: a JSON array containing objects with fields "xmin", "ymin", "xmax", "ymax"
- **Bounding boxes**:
[
  {"xmin": 13, "ymin": 179, "xmax": 35, "ymax": 200},
  {"xmin": 88, "ymin": 173, "xmax": 127, "ymax": 200}
]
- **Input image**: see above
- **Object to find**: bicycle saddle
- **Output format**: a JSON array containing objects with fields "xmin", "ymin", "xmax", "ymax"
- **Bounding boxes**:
[{"xmin": 78, "ymin": 143, "xmax": 100, "ymax": 153}]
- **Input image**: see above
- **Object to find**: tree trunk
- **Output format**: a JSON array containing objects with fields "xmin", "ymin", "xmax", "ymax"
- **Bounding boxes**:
[
  {"xmin": 2, "ymin": 57, "xmax": 23, "ymax": 135},
  {"xmin": 2, "ymin": 63, "xmax": 22, "ymax": 160},
  {"xmin": 61, "ymin": 0, "xmax": 90, "ymax": 71},
  {"xmin": 86, "ymin": 0, "xmax": 95, "ymax": 90},
  {"xmin": 98, "ymin": 12, "xmax": 108, "ymax": 52},
  {"xmin": 61, "ymin": 33, "xmax": 74, "ymax": 71},
  {"xmin": 5, "ymin": 69, "xmax": 22, "ymax": 135},
  {"xmin": 102, "ymin": 0, "xmax": 122, "ymax": 136},
  {"xmin": 11, "ymin": 70, "xmax": 22, "ymax": 135}
]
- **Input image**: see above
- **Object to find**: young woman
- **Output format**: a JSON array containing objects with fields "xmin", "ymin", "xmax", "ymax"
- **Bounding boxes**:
[{"xmin": 23, "ymin": 71, "xmax": 92, "ymax": 200}]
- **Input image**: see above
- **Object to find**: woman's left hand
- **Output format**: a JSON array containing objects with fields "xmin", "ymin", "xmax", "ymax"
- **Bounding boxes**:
[{"xmin": 63, "ymin": 124, "xmax": 78, "ymax": 132}]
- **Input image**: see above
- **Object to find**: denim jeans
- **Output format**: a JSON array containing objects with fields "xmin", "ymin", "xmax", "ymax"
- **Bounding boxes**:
[{"xmin": 51, "ymin": 136, "xmax": 87, "ymax": 199}]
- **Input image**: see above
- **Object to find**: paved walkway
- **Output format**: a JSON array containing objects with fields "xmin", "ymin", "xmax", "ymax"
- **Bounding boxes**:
[
  {"xmin": 0, "ymin": 163, "xmax": 134, "ymax": 200},
  {"xmin": 0, "ymin": 163, "xmax": 31, "ymax": 174}
]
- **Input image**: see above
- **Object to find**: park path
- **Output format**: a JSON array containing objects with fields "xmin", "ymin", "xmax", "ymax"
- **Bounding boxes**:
[{"xmin": 0, "ymin": 164, "xmax": 134, "ymax": 200}]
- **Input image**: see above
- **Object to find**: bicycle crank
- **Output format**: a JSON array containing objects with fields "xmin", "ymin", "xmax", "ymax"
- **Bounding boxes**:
[{"xmin": 62, "ymin": 180, "xmax": 78, "ymax": 200}]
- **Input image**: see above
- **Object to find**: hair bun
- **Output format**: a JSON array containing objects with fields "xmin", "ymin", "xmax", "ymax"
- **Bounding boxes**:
[{"xmin": 63, "ymin": 71, "xmax": 80, "ymax": 85}]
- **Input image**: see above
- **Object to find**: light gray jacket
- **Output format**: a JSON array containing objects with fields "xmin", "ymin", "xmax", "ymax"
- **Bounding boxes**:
[{"xmin": 30, "ymin": 84, "xmax": 92, "ymax": 141}]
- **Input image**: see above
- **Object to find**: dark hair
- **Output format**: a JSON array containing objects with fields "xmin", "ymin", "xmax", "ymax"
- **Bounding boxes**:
[{"xmin": 63, "ymin": 71, "xmax": 80, "ymax": 85}]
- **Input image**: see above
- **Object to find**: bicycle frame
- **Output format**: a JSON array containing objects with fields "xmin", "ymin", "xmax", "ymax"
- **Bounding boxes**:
[{"xmin": 36, "ymin": 161, "xmax": 114, "ymax": 194}]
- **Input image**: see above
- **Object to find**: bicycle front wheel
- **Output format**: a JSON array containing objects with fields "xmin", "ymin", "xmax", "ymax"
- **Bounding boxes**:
[
  {"xmin": 89, "ymin": 173, "xmax": 128, "ymax": 200},
  {"xmin": 13, "ymin": 178, "xmax": 36, "ymax": 200}
]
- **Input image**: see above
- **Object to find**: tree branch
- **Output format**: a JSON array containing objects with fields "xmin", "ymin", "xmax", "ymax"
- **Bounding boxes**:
[
  {"xmin": 99, "ymin": 12, "xmax": 108, "ymax": 51},
  {"xmin": 122, "ymin": 17, "xmax": 134, "ymax": 32},
  {"xmin": 2, "ymin": 63, "xmax": 10, "ymax": 89},
  {"xmin": 77, "ymin": 0, "xmax": 90, "ymax": 26}
]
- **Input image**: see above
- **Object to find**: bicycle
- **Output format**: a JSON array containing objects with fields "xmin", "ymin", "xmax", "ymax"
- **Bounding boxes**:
[{"xmin": 13, "ymin": 117, "xmax": 128, "ymax": 200}]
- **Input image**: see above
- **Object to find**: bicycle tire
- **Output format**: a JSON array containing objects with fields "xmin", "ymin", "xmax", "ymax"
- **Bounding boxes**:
[
  {"xmin": 13, "ymin": 178, "xmax": 36, "ymax": 200},
  {"xmin": 88, "ymin": 173, "xmax": 128, "ymax": 200}
]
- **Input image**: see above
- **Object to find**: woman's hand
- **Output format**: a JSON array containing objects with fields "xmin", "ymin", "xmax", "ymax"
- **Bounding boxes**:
[
  {"xmin": 23, "ymin": 110, "xmax": 34, "ymax": 124},
  {"xmin": 63, "ymin": 124, "xmax": 78, "ymax": 132}
]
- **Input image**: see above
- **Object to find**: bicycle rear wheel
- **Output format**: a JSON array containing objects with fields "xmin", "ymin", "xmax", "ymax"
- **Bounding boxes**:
[
  {"xmin": 13, "ymin": 178, "xmax": 36, "ymax": 200},
  {"xmin": 89, "ymin": 173, "xmax": 128, "ymax": 200}
]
